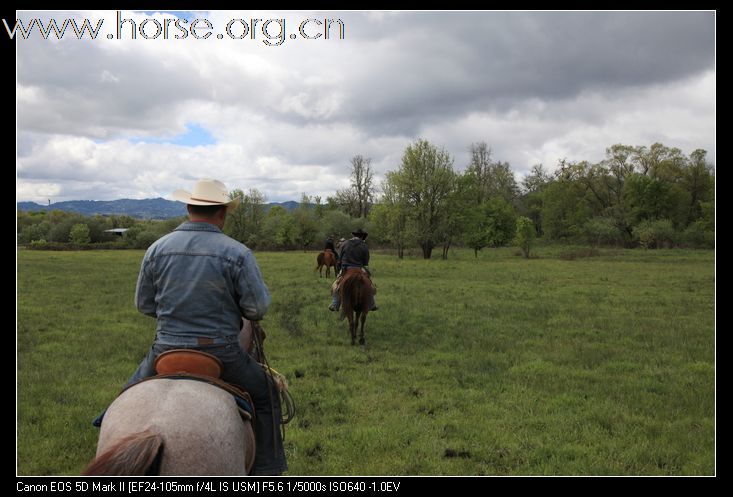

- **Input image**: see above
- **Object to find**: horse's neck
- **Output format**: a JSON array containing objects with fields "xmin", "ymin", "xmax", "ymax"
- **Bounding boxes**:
[
  {"xmin": 239, "ymin": 319, "xmax": 254, "ymax": 354},
  {"xmin": 239, "ymin": 319, "xmax": 265, "ymax": 363}
]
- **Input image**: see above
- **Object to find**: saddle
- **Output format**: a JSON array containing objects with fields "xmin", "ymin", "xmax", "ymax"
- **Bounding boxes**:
[
  {"xmin": 334, "ymin": 267, "xmax": 376, "ymax": 292},
  {"xmin": 155, "ymin": 349, "xmax": 223, "ymax": 378}
]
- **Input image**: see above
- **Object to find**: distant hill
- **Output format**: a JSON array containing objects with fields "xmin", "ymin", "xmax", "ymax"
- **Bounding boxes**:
[{"xmin": 17, "ymin": 198, "xmax": 303, "ymax": 219}]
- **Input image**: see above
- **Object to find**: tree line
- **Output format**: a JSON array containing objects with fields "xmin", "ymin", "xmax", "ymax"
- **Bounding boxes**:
[
  {"xmin": 17, "ymin": 140, "xmax": 714, "ymax": 256},
  {"xmin": 368, "ymin": 140, "xmax": 714, "ymax": 258}
]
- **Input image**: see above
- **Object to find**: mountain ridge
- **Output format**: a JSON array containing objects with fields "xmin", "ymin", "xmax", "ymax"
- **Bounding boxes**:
[{"xmin": 17, "ymin": 198, "xmax": 301, "ymax": 219}]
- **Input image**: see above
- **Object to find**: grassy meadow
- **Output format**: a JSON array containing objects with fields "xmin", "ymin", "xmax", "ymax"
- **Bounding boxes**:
[{"xmin": 16, "ymin": 246, "xmax": 715, "ymax": 475}]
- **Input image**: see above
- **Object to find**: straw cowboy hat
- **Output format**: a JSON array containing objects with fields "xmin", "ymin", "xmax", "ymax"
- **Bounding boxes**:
[{"xmin": 171, "ymin": 179, "xmax": 241, "ymax": 211}]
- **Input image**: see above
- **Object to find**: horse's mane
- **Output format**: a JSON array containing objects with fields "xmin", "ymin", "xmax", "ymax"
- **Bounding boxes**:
[{"xmin": 82, "ymin": 430, "xmax": 164, "ymax": 476}]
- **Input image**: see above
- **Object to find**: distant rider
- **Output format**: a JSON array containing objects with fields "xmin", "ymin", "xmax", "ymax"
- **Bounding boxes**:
[{"xmin": 328, "ymin": 228, "xmax": 377, "ymax": 312}]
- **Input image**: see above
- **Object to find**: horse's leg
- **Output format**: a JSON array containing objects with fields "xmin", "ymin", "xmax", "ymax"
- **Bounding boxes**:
[
  {"xmin": 359, "ymin": 312, "xmax": 367, "ymax": 345},
  {"xmin": 349, "ymin": 313, "xmax": 356, "ymax": 345}
]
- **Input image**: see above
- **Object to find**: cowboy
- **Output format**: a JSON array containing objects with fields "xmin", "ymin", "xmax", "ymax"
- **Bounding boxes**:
[
  {"xmin": 94, "ymin": 179, "xmax": 287, "ymax": 475},
  {"xmin": 324, "ymin": 235, "xmax": 336, "ymax": 254},
  {"xmin": 335, "ymin": 237, "xmax": 347, "ymax": 271},
  {"xmin": 328, "ymin": 228, "xmax": 378, "ymax": 312},
  {"xmin": 324, "ymin": 235, "xmax": 339, "ymax": 265}
]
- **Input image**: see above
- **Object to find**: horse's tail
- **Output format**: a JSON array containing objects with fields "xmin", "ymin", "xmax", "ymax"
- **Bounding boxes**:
[
  {"xmin": 82, "ymin": 429, "xmax": 164, "ymax": 476},
  {"xmin": 315, "ymin": 253, "xmax": 324, "ymax": 270},
  {"xmin": 340, "ymin": 271, "xmax": 370, "ymax": 314}
]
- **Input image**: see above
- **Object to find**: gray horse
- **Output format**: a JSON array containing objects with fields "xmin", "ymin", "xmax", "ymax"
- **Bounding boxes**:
[
  {"xmin": 83, "ymin": 378, "xmax": 255, "ymax": 475},
  {"xmin": 83, "ymin": 320, "xmax": 262, "ymax": 475}
]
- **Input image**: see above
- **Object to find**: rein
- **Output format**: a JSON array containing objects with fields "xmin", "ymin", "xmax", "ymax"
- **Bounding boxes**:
[{"xmin": 250, "ymin": 321, "xmax": 295, "ymax": 450}]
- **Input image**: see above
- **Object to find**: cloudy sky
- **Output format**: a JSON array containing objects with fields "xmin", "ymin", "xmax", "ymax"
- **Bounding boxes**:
[{"xmin": 16, "ymin": 10, "xmax": 715, "ymax": 204}]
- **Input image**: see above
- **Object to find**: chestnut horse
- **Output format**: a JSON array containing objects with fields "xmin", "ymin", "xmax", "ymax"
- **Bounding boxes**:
[
  {"xmin": 339, "ymin": 268, "xmax": 372, "ymax": 346},
  {"xmin": 82, "ymin": 321, "xmax": 265, "ymax": 475},
  {"xmin": 316, "ymin": 249, "xmax": 337, "ymax": 278}
]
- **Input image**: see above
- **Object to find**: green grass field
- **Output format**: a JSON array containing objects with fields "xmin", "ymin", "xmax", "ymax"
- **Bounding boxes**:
[{"xmin": 16, "ymin": 247, "xmax": 715, "ymax": 475}]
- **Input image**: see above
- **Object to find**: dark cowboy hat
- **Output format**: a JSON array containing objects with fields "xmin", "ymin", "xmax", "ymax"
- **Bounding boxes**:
[{"xmin": 351, "ymin": 228, "xmax": 368, "ymax": 239}]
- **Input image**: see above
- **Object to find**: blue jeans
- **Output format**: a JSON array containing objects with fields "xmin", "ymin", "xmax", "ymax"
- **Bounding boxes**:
[{"xmin": 113, "ymin": 341, "xmax": 288, "ymax": 475}]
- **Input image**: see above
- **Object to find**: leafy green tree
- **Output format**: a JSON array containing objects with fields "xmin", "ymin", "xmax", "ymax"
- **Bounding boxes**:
[
  {"xmin": 540, "ymin": 179, "xmax": 593, "ymax": 241},
  {"xmin": 320, "ymin": 209, "xmax": 354, "ymax": 242},
  {"xmin": 519, "ymin": 164, "xmax": 552, "ymax": 236},
  {"xmin": 293, "ymin": 194, "xmax": 319, "ymax": 251},
  {"xmin": 682, "ymin": 149, "xmax": 715, "ymax": 225},
  {"xmin": 623, "ymin": 174, "xmax": 680, "ymax": 226},
  {"xmin": 313, "ymin": 196, "xmax": 325, "ymax": 219},
  {"xmin": 464, "ymin": 198, "xmax": 516, "ymax": 257},
  {"xmin": 372, "ymin": 171, "xmax": 412, "ymax": 258},
  {"xmin": 261, "ymin": 206, "xmax": 296, "ymax": 249},
  {"xmin": 69, "ymin": 223, "xmax": 91, "ymax": 244},
  {"xmin": 393, "ymin": 139, "xmax": 455, "ymax": 259},
  {"xmin": 134, "ymin": 230, "xmax": 161, "ymax": 249},
  {"xmin": 224, "ymin": 188, "xmax": 266, "ymax": 247},
  {"xmin": 18, "ymin": 222, "xmax": 50, "ymax": 244},
  {"xmin": 514, "ymin": 216, "xmax": 536, "ymax": 259}
]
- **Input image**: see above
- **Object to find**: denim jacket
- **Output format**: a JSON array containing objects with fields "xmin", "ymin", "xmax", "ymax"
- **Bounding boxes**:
[{"xmin": 135, "ymin": 221, "xmax": 271, "ymax": 346}]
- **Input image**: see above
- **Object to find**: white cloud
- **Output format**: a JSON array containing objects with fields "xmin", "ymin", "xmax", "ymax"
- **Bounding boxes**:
[{"xmin": 16, "ymin": 10, "xmax": 715, "ymax": 203}]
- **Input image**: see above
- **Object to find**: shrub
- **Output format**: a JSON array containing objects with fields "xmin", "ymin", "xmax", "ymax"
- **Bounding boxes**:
[
  {"xmin": 633, "ymin": 219, "xmax": 676, "ymax": 249},
  {"xmin": 583, "ymin": 217, "xmax": 622, "ymax": 247}
]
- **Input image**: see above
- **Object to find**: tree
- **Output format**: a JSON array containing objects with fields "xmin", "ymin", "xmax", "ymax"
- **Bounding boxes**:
[
  {"xmin": 260, "ymin": 206, "xmax": 296, "ymax": 249},
  {"xmin": 514, "ymin": 216, "xmax": 536, "ymax": 259},
  {"xmin": 224, "ymin": 188, "xmax": 266, "ymax": 247},
  {"xmin": 392, "ymin": 139, "xmax": 455, "ymax": 259},
  {"xmin": 69, "ymin": 223, "xmax": 91, "ymax": 244},
  {"xmin": 519, "ymin": 164, "xmax": 552, "ymax": 236},
  {"xmin": 540, "ymin": 178, "xmax": 592, "ymax": 241},
  {"xmin": 467, "ymin": 142, "xmax": 519, "ymax": 204},
  {"xmin": 682, "ymin": 149, "xmax": 715, "ymax": 225},
  {"xmin": 436, "ymin": 172, "xmax": 468, "ymax": 259},
  {"xmin": 583, "ymin": 217, "xmax": 622, "ymax": 247},
  {"xmin": 18, "ymin": 222, "xmax": 50, "ymax": 244},
  {"xmin": 463, "ymin": 198, "xmax": 517, "ymax": 257},
  {"xmin": 313, "ymin": 195, "xmax": 325, "ymax": 219},
  {"xmin": 334, "ymin": 155, "xmax": 376, "ymax": 218},
  {"xmin": 372, "ymin": 172, "xmax": 411, "ymax": 259},
  {"xmin": 293, "ymin": 194, "xmax": 319, "ymax": 251},
  {"xmin": 320, "ymin": 209, "xmax": 354, "ymax": 242},
  {"xmin": 622, "ymin": 173, "xmax": 686, "ymax": 228}
]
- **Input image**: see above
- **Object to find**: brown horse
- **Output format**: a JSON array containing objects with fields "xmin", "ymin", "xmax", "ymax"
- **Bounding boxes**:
[
  {"xmin": 316, "ymin": 249, "xmax": 337, "ymax": 278},
  {"xmin": 339, "ymin": 268, "xmax": 372, "ymax": 346}
]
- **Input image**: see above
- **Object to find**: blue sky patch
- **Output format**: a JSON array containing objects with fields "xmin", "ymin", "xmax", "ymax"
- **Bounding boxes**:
[{"xmin": 129, "ymin": 123, "xmax": 216, "ymax": 147}]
